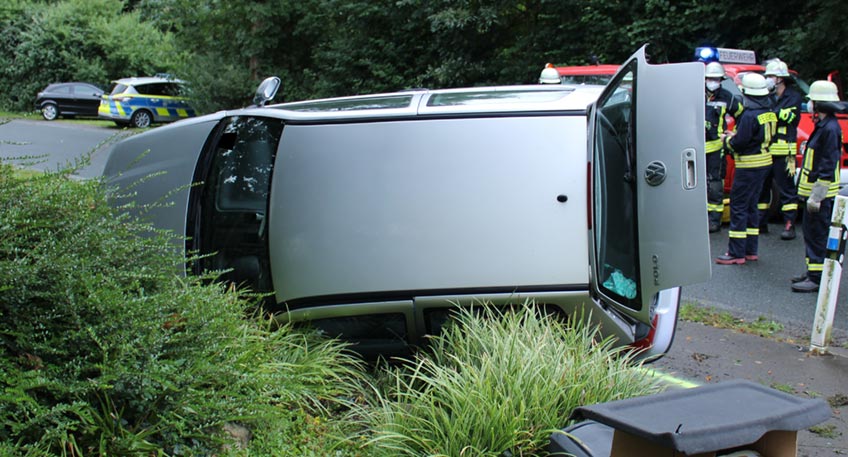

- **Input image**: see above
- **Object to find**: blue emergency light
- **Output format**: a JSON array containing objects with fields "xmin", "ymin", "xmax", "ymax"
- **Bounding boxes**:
[
  {"xmin": 694, "ymin": 46, "xmax": 758, "ymax": 64},
  {"xmin": 695, "ymin": 47, "xmax": 719, "ymax": 62}
]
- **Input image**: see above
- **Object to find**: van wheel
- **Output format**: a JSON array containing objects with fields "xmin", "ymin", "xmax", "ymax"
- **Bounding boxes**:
[
  {"xmin": 131, "ymin": 110, "xmax": 152, "ymax": 128},
  {"xmin": 41, "ymin": 103, "xmax": 58, "ymax": 120}
]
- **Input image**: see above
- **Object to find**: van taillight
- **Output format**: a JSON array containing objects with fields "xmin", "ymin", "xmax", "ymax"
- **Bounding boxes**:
[{"xmin": 629, "ymin": 314, "xmax": 658, "ymax": 352}]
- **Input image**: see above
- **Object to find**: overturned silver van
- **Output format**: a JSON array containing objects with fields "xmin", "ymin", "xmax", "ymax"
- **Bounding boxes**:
[{"xmin": 103, "ymin": 47, "xmax": 710, "ymax": 360}]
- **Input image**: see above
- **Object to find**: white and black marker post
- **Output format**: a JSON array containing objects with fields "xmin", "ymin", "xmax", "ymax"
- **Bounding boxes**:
[{"xmin": 810, "ymin": 195, "xmax": 848, "ymax": 354}]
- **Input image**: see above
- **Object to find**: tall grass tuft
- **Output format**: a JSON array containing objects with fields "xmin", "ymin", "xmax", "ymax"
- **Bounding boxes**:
[{"xmin": 358, "ymin": 303, "xmax": 662, "ymax": 456}]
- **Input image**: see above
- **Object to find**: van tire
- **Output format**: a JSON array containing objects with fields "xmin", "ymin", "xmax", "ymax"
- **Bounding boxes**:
[{"xmin": 131, "ymin": 110, "xmax": 152, "ymax": 128}]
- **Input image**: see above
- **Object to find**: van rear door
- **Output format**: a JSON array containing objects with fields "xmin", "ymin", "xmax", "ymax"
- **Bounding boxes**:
[{"xmin": 589, "ymin": 46, "xmax": 710, "ymax": 325}]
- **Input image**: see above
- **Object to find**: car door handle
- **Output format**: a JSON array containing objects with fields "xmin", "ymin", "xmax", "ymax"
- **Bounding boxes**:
[{"xmin": 683, "ymin": 148, "xmax": 697, "ymax": 190}]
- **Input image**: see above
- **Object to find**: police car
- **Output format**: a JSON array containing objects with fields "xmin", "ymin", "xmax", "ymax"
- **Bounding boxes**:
[
  {"xmin": 98, "ymin": 75, "xmax": 196, "ymax": 128},
  {"xmin": 103, "ymin": 47, "xmax": 710, "ymax": 360}
]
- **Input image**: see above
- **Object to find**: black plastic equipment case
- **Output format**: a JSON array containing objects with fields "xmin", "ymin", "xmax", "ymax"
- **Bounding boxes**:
[
  {"xmin": 548, "ymin": 379, "xmax": 831, "ymax": 457},
  {"xmin": 549, "ymin": 420, "xmax": 615, "ymax": 456}
]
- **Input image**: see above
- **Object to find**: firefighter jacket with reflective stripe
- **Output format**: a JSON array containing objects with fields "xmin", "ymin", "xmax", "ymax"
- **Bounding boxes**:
[
  {"xmin": 770, "ymin": 85, "xmax": 803, "ymax": 156},
  {"xmin": 724, "ymin": 98, "xmax": 776, "ymax": 169},
  {"xmin": 705, "ymin": 87, "xmax": 743, "ymax": 154},
  {"xmin": 798, "ymin": 115, "xmax": 842, "ymax": 198}
]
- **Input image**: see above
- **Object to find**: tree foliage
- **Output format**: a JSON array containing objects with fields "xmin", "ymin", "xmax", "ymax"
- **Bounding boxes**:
[
  {"xmin": 1, "ymin": 0, "xmax": 846, "ymax": 112},
  {"xmin": 0, "ymin": 0, "xmax": 180, "ymax": 110}
]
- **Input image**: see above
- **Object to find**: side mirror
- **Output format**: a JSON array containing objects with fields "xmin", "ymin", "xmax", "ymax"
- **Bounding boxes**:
[{"xmin": 253, "ymin": 77, "xmax": 281, "ymax": 107}]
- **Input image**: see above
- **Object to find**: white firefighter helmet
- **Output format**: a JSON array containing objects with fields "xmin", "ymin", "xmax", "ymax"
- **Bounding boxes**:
[
  {"xmin": 808, "ymin": 80, "xmax": 839, "ymax": 101},
  {"xmin": 741, "ymin": 73, "xmax": 769, "ymax": 96},
  {"xmin": 764, "ymin": 59, "xmax": 790, "ymax": 78},
  {"xmin": 704, "ymin": 61, "xmax": 726, "ymax": 79},
  {"xmin": 539, "ymin": 64, "xmax": 561, "ymax": 84}
]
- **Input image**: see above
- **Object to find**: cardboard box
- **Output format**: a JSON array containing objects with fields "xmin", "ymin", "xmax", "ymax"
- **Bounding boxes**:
[{"xmin": 609, "ymin": 428, "xmax": 797, "ymax": 457}]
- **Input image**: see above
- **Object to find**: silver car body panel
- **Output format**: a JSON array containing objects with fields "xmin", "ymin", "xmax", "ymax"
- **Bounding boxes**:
[
  {"xmin": 103, "ymin": 46, "xmax": 710, "ymax": 360},
  {"xmin": 103, "ymin": 116, "xmax": 223, "ymax": 237},
  {"xmin": 588, "ymin": 48, "xmax": 710, "ymax": 325},
  {"xmin": 269, "ymin": 116, "xmax": 590, "ymax": 302}
]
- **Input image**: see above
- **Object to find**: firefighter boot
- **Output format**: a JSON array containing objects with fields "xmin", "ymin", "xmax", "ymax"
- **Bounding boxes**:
[
  {"xmin": 780, "ymin": 221, "xmax": 796, "ymax": 240},
  {"xmin": 791, "ymin": 272, "xmax": 808, "ymax": 283},
  {"xmin": 708, "ymin": 213, "xmax": 721, "ymax": 233},
  {"xmin": 791, "ymin": 278, "xmax": 819, "ymax": 293},
  {"xmin": 715, "ymin": 253, "xmax": 746, "ymax": 265}
]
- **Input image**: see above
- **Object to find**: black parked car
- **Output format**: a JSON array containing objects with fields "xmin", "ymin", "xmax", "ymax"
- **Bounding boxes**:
[{"xmin": 35, "ymin": 82, "xmax": 104, "ymax": 120}]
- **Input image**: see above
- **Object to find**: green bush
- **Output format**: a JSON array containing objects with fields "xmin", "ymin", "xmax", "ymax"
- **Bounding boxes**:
[
  {"xmin": 0, "ymin": 164, "xmax": 368, "ymax": 455},
  {"xmin": 357, "ymin": 304, "xmax": 662, "ymax": 456}
]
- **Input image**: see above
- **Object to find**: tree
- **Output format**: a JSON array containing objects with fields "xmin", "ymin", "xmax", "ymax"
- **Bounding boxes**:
[
  {"xmin": 0, "ymin": 0, "xmax": 180, "ymax": 111},
  {"xmin": 4, "ymin": 0, "xmax": 847, "ymax": 112}
]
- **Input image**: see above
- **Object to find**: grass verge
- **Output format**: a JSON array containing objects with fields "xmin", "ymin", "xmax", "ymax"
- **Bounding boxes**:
[
  {"xmin": 679, "ymin": 302, "xmax": 784, "ymax": 338},
  {"xmin": 352, "ymin": 304, "xmax": 663, "ymax": 456}
]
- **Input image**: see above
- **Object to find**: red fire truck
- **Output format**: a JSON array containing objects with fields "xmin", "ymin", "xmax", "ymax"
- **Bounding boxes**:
[{"xmin": 544, "ymin": 62, "xmax": 620, "ymax": 85}]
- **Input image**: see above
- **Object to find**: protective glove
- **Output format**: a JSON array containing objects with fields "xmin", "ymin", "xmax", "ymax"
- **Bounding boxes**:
[
  {"xmin": 778, "ymin": 107, "xmax": 796, "ymax": 124},
  {"xmin": 785, "ymin": 156, "xmax": 796, "ymax": 178},
  {"xmin": 807, "ymin": 181, "xmax": 829, "ymax": 213}
]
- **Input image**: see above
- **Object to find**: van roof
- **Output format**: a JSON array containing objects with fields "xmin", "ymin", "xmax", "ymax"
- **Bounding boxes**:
[{"xmin": 262, "ymin": 84, "xmax": 606, "ymax": 121}]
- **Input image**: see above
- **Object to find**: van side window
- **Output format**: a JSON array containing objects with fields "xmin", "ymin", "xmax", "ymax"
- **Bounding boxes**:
[
  {"xmin": 594, "ymin": 66, "xmax": 641, "ymax": 310},
  {"xmin": 191, "ymin": 116, "xmax": 284, "ymax": 299}
]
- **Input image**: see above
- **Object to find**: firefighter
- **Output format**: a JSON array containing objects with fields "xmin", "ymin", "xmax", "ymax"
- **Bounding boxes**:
[
  {"xmin": 791, "ymin": 80, "xmax": 843, "ymax": 292},
  {"xmin": 539, "ymin": 64, "xmax": 561, "ymax": 84},
  {"xmin": 704, "ymin": 61, "xmax": 744, "ymax": 233},
  {"xmin": 716, "ymin": 73, "xmax": 776, "ymax": 265},
  {"xmin": 757, "ymin": 59, "xmax": 804, "ymax": 240}
]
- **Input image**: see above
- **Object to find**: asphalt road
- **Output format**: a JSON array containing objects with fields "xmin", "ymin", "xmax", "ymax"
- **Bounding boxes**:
[
  {"xmin": 3, "ymin": 118, "xmax": 847, "ymax": 335},
  {"xmin": 0, "ymin": 119, "xmax": 132, "ymax": 178},
  {"xmin": 684, "ymin": 223, "xmax": 848, "ymax": 333}
]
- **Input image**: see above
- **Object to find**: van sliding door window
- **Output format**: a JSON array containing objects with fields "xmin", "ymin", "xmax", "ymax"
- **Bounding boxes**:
[{"xmin": 594, "ymin": 65, "xmax": 641, "ymax": 310}]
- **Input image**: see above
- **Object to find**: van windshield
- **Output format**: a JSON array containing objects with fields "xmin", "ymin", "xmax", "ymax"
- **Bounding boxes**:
[
  {"xmin": 427, "ymin": 89, "xmax": 572, "ymax": 106},
  {"xmin": 283, "ymin": 95, "xmax": 414, "ymax": 112}
]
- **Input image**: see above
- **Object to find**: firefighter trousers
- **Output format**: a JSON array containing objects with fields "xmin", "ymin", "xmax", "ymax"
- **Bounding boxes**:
[
  {"xmin": 758, "ymin": 156, "xmax": 798, "ymax": 225},
  {"xmin": 803, "ymin": 197, "xmax": 834, "ymax": 284},
  {"xmin": 727, "ymin": 166, "xmax": 770, "ymax": 258},
  {"xmin": 706, "ymin": 151, "xmax": 724, "ymax": 227}
]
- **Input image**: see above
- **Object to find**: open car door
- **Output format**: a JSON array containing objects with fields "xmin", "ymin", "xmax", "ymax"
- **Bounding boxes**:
[{"xmin": 590, "ymin": 45, "xmax": 711, "ymax": 325}]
